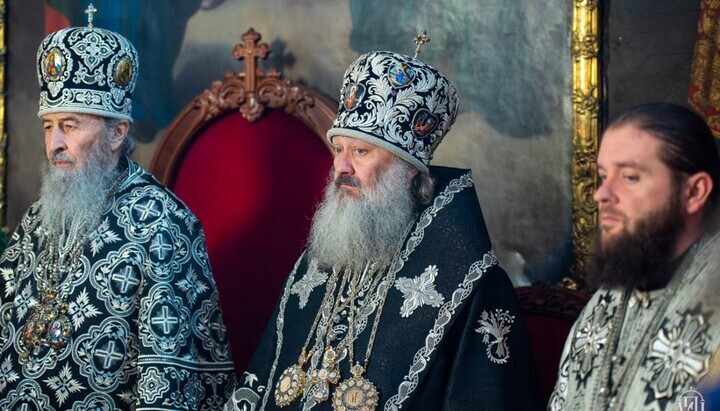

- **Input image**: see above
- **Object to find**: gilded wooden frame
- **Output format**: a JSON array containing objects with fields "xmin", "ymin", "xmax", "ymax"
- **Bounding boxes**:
[{"xmin": 569, "ymin": 0, "xmax": 601, "ymax": 288}]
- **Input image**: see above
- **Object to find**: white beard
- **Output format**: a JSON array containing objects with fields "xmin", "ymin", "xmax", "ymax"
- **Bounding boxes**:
[
  {"xmin": 38, "ymin": 134, "xmax": 118, "ymax": 245},
  {"xmin": 307, "ymin": 161, "xmax": 417, "ymax": 272}
]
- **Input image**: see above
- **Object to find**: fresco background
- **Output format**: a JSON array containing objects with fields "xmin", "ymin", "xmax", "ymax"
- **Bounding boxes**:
[{"xmin": 5, "ymin": 0, "xmax": 701, "ymax": 286}]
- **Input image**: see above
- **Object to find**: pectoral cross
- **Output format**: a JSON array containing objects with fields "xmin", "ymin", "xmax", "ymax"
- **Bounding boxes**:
[
  {"xmin": 85, "ymin": 3, "xmax": 97, "ymax": 28},
  {"xmin": 413, "ymin": 30, "xmax": 431, "ymax": 58},
  {"xmin": 307, "ymin": 347, "xmax": 341, "ymax": 402}
]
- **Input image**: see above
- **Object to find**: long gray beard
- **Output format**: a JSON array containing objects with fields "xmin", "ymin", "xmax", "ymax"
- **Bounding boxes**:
[
  {"xmin": 308, "ymin": 161, "xmax": 417, "ymax": 272},
  {"xmin": 38, "ymin": 138, "xmax": 118, "ymax": 244}
]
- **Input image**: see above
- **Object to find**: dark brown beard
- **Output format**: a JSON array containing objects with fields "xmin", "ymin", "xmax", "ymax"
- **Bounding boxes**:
[{"xmin": 588, "ymin": 189, "xmax": 684, "ymax": 291}]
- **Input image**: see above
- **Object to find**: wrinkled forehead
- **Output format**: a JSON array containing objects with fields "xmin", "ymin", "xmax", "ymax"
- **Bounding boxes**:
[
  {"xmin": 331, "ymin": 135, "xmax": 394, "ymax": 154},
  {"xmin": 41, "ymin": 112, "xmax": 105, "ymax": 125}
]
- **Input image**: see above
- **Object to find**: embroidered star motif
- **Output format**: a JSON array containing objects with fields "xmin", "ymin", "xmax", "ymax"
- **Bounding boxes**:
[
  {"xmin": 394, "ymin": 265, "xmax": 445, "ymax": 317},
  {"xmin": 88, "ymin": 218, "xmax": 121, "ymax": 256},
  {"xmin": 0, "ymin": 357, "xmax": 20, "ymax": 393},
  {"xmin": 0, "ymin": 267, "xmax": 16, "ymax": 298},
  {"xmin": 43, "ymin": 363, "xmax": 86, "ymax": 405},
  {"xmin": 14, "ymin": 282, "xmax": 36, "ymax": 321},
  {"xmin": 176, "ymin": 267, "xmax": 209, "ymax": 306},
  {"xmin": 69, "ymin": 288, "xmax": 102, "ymax": 331},
  {"xmin": 291, "ymin": 260, "xmax": 328, "ymax": 309}
]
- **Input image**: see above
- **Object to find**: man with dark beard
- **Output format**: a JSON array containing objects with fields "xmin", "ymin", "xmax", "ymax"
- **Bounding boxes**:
[
  {"xmin": 549, "ymin": 103, "xmax": 720, "ymax": 410},
  {"xmin": 0, "ymin": 6, "xmax": 235, "ymax": 409},
  {"xmin": 225, "ymin": 46, "xmax": 538, "ymax": 410}
]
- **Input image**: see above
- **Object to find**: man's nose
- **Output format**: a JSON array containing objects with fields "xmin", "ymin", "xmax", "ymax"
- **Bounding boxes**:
[
  {"xmin": 593, "ymin": 178, "xmax": 614, "ymax": 205},
  {"xmin": 47, "ymin": 126, "xmax": 68, "ymax": 154},
  {"xmin": 333, "ymin": 150, "xmax": 354, "ymax": 177}
]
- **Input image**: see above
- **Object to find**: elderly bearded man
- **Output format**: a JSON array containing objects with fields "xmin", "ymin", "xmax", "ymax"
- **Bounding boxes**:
[
  {"xmin": 0, "ymin": 7, "xmax": 235, "ymax": 410},
  {"xmin": 225, "ymin": 45, "xmax": 538, "ymax": 410},
  {"xmin": 549, "ymin": 103, "xmax": 720, "ymax": 410}
]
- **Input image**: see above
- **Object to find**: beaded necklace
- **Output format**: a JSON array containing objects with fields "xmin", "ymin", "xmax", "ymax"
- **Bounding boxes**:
[{"xmin": 20, "ymin": 168, "xmax": 127, "ymax": 360}]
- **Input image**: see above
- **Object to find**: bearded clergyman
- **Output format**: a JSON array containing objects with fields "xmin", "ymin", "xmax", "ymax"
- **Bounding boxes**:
[
  {"xmin": 0, "ymin": 6, "xmax": 235, "ymax": 409},
  {"xmin": 224, "ymin": 35, "xmax": 539, "ymax": 410},
  {"xmin": 549, "ymin": 103, "xmax": 720, "ymax": 410}
]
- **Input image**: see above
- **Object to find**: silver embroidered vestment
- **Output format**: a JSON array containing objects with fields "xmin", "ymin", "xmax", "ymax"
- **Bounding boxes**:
[
  {"xmin": 224, "ymin": 167, "xmax": 538, "ymax": 410},
  {"xmin": 0, "ymin": 157, "xmax": 235, "ymax": 410},
  {"xmin": 549, "ymin": 220, "xmax": 720, "ymax": 410}
]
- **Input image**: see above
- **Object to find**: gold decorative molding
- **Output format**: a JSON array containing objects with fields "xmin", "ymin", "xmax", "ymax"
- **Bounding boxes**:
[
  {"xmin": 0, "ymin": 0, "xmax": 6, "ymax": 229},
  {"xmin": 570, "ymin": 0, "xmax": 601, "ymax": 288}
]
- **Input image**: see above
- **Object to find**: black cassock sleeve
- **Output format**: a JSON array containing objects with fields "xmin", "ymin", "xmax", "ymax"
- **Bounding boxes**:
[{"xmin": 407, "ymin": 265, "xmax": 541, "ymax": 411}]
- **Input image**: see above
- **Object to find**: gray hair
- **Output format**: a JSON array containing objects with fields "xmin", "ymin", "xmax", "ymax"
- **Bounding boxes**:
[
  {"xmin": 412, "ymin": 170, "xmax": 436, "ymax": 207},
  {"xmin": 389, "ymin": 158, "xmax": 437, "ymax": 209},
  {"xmin": 102, "ymin": 117, "xmax": 135, "ymax": 156}
]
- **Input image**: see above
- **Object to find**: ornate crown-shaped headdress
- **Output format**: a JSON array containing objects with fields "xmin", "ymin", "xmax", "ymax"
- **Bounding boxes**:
[
  {"xmin": 36, "ymin": 4, "xmax": 139, "ymax": 121},
  {"xmin": 327, "ymin": 30, "xmax": 459, "ymax": 174}
]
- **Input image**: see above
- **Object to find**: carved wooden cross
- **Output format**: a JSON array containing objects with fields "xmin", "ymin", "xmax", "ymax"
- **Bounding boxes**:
[
  {"xmin": 85, "ymin": 3, "xmax": 98, "ymax": 28},
  {"xmin": 232, "ymin": 28, "xmax": 270, "ymax": 94}
]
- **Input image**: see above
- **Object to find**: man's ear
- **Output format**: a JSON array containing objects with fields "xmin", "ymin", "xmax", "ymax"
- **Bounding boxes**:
[
  {"xmin": 109, "ymin": 120, "xmax": 130, "ymax": 151},
  {"xmin": 684, "ymin": 171, "xmax": 713, "ymax": 216}
]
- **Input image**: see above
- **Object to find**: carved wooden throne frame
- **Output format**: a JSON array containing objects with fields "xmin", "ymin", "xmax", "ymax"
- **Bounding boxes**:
[{"xmin": 150, "ymin": 27, "xmax": 336, "ymax": 183}]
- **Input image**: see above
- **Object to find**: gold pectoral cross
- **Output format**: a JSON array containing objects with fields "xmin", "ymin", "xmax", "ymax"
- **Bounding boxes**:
[{"xmin": 308, "ymin": 347, "xmax": 341, "ymax": 402}]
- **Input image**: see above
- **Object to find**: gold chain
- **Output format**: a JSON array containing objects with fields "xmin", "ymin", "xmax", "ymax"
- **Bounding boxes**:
[
  {"xmin": 300, "ymin": 266, "xmax": 340, "ymax": 364},
  {"xmin": 346, "ymin": 263, "xmax": 392, "ymax": 369},
  {"xmin": 275, "ymin": 262, "xmax": 345, "ymax": 407}
]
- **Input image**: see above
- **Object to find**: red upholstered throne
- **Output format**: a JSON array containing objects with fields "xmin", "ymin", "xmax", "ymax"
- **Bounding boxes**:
[
  {"xmin": 515, "ymin": 282, "xmax": 590, "ymax": 408},
  {"xmin": 150, "ymin": 28, "xmax": 336, "ymax": 376}
]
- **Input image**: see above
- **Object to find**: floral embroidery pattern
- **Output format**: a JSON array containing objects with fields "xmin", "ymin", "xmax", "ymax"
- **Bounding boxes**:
[
  {"xmin": 0, "ymin": 357, "xmax": 19, "ymax": 393},
  {"xmin": 43, "ymin": 363, "xmax": 85, "ymax": 405},
  {"xmin": 475, "ymin": 309, "xmax": 515, "ymax": 364},
  {"xmin": 0, "ymin": 267, "xmax": 16, "ymax": 298},
  {"xmin": 394, "ymin": 265, "xmax": 445, "ymax": 317},
  {"xmin": 88, "ymin": 218, "xmax": 121, "ymax": 256},
  {"xmin": 69, "ymin": 288, "xmax": 102, "ymax": 331},
  {"xmin": 176, "ymin": 267, "xmax": 209, "ymax": 307},
  {"xmin": 13, "ymin": 282, "xmax": 36, "ymax": 321},
  {"xmin": 290, "ymin": 260, "xmax": 328, "ymax": 309}
]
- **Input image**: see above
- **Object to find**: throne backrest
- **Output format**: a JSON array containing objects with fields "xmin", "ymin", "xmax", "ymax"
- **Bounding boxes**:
[
  {"xmin": 515, "ymin": 282, "xmax": 590, "ymax": 407},
  {"xmin": 150, "ymin": 28, "xmax": 336, "ymax": 376}
]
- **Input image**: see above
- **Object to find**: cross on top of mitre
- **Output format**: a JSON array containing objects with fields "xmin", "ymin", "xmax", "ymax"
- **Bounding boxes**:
[
  {"xmin": 85, "ymin": 3, "xmax": 98, "ymax": 28},
  {"xmin": 413, "ymin": 29, "xmax": 431, "ymax": 58}
]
